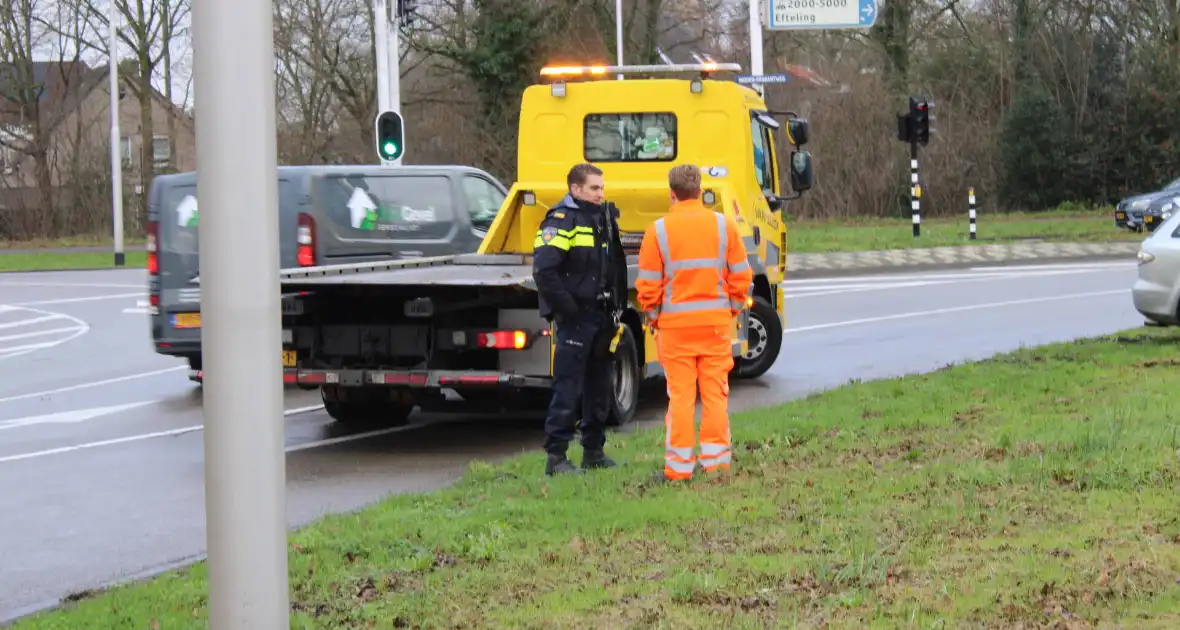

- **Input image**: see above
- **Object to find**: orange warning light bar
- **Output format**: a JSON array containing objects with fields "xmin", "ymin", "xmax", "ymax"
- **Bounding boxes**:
[{"xmin": 539, "ymin": 62, "xmax": 741, "ymax": 78}]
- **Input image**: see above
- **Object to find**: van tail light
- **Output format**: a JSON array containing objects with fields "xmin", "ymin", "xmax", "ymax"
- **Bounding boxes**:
[
  {"xmin": 146, "ymin": 220, "xmax": 159, "ymax": 275},
  {"xmin": 296, "ymin": 212, "xmax": 316, "ymax": 267}
]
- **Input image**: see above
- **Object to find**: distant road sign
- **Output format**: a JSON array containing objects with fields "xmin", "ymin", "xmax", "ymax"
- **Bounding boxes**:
[
  {"xmin": 766, "ymin": 0, "xmax": 879, "ymax": 31},
  {"xmin": 736, "ymin": 74, "xmax": 791, "ymax": 85}
]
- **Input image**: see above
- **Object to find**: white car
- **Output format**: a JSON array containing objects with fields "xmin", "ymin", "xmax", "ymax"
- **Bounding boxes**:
[{"xmin": 1132, "ymin": 210, "xmax": 1180, "ymax": 325}]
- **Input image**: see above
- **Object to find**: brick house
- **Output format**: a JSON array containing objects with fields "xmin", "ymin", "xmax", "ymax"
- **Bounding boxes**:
[{"xmin": 0, "ymin": 60, "xmax": 195, "ymax": 217}]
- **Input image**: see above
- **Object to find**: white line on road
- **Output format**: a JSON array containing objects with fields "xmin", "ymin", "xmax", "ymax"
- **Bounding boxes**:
[
  {"xmin": 0, "ymin": 306, "xmax": 89, "ymax": 363},
  {"xmin": 0, "ymin": 366, "xmax": 187, "ymax": 404},
  {"xmin": 0, "ymin": 282, "xmax": 144, "ymax": 289},
  {"xmin": 967, "ymin": 262, "xmax": 1137, "ymax": 272},
  {"xmin": 784, "ymin": 262, "xmax": 1130, "ymax": 285},
  {"xmin": 0, "ymin": 403, "xmax": 332, "ymax": 464},
  {"xmin": 11, "ymin": 292, "xmax": 145, "ymax": 307},
  {"xmin": 123, "ymin": 300, "xmax": 151, "ymax": 314},
  {"xmin": 0, "ymin": 326, "xmax": 85, "ymax": 343},
  {"xmin": 785, "ymin": 267, "xmax": 1134, "ymax": 299},
  {"xmin": 786, "ymin": 289, "xmax": 1129, "ymax": 334},
  {"xmin": 0, "ymin": 314, "xmax": 65, "ymax": 330}
]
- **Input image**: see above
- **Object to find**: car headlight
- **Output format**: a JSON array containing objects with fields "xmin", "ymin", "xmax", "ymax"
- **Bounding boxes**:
[{"xmin": 1137, "ymin": 250, "xmax": 1155, "ymax": 264}]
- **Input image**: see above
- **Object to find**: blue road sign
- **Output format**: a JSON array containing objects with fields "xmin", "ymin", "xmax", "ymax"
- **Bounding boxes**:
[
  {"xmin": 765, "ymin": 0, "xmax": 879, "ymax": 31},
  {"xmin": 736, "ymin": 74, "xmax": 792, "ymax": 86}
]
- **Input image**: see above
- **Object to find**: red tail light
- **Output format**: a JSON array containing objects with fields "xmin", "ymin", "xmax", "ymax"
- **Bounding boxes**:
[
  {"xmin": 146, "ymin": 220, "xmax": 159, "ymax": 275},
  {"xmin": 297, "ymin": 212, "xmax": 316, "ymax": 266},
  {"xmin": 476, "ymin": 330, "xmax": 528, "ymax": 350}
]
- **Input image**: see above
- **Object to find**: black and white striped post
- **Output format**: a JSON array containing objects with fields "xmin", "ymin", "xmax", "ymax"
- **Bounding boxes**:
[
  {"xmin": 968, "ymin": 187, "xmax": 977, "ymax": 240},
  {"xmin": 910, "ymin": 144, "xmax": 920, "ymax": 237}
]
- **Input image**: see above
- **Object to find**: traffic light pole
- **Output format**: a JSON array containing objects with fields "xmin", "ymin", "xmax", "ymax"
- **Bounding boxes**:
[
  {"xmin": 373, "ymin": 0, "xmax": 391, "ymax": 166},
  {"xmin": 192, "ymin": 0, "xmax": 289, "ymax": 626},
  {"xmin": 911, "ymin": 141, "xmax": 920, "ymax": 238},
  {"xmin": 387, "ymin": 5, "xmax": 402, "ymax": 165}
]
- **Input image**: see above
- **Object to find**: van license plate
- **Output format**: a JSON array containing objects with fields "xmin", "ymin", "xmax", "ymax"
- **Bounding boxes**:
[
  {"xmin": 172, "ymin": 313, "xmax": 201, "ymax": 328},
  {"xmin": 282, "ymin": 350, "xmax": 297, "ymax": 367}
]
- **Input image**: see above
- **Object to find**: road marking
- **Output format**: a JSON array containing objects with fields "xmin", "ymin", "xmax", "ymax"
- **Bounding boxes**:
[
  {"xmin": 0, "ymin": 404, "xmax": 329, "ymax": 464},
  {"xmin": 0, "ymin": 306, "xmax": 89, "ymax": 362},
  {"xmin": 786, "ymin": 289, "xmax": 1128, "ymax": 334},
  {"xmin": 967, "ymin": 262, "xmax": 1137, "ymax": 272},
  {"xmin": 0, "ymin": 281, "xmax": 144, "ymax": 289},
  {"xmin": 11, "ymin": 293, "xmax": 145, "ymax": 309},
  {"xmin": 784, "ymin": 262, "xmax": 1129, "ymax": 286},
  {"xmin": 123, "ymin": 299, "xmax": 151, "ymax": 314},
  {"xmin": 0, "ymin": 401, "xmax": 157, "ymax": 431},
  {"xmin": 0, "ymin": 366, "xmax": 187, "ymax": 404},
  {"xmin": 785, "ymin": 267, "xmax": 1133, "ymax": 299}
]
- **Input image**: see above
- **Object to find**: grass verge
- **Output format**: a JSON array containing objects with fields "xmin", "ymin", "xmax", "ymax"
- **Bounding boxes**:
[
  {"xmin": 0, "ymin": 251, "xmax": 147, "ymax": 272},
  {"xmin": 14, "ymin": 327, "xmax": 1180, "ymax": 628},
  {"xmin": 788, "ymin": 208, "xmax": 1140, "ymax": 253}
]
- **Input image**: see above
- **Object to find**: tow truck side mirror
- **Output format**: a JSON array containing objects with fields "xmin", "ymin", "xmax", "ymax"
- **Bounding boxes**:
[
  {"xmin": 786, "ymin": 119, "xmax": 809, "ymax": 146},
  {"xmin": 765, "ymin": 193, "xmax": 785, "ymax": 212},
  {"xmin": 790, "ymin": 150, "xmax": 814, "ymax": 193}
]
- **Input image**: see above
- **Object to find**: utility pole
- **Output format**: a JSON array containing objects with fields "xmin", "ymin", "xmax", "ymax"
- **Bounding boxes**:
[
  {"xmin": 615, "ymin": 0, "xmax": 624, "ymax": 80},
  {"xmin": 387, "ymin": 0, "xmax": 402, "ymax": 165},
  {"xmin": 749, "ymin": 0, "xmax": 764, "ymax": 96},
  {"xmin": 192, "ymin": 0, "xmax": 289, "ymax": 626},
  {"xmin": 374, "ymin": 0, "xmax": 391, "ymax": 166},
  {"xmin": 107, "ymin": 2, "xmax": 123, "ymax": 267}
]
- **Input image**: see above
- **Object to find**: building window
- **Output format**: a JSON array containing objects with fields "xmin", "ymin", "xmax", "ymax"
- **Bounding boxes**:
[
  {"xmin": 584, "ymin": 112, "xmax": 677, "ymax": 162},
  {"xmin": 153, "ymin": 136, "xmax": 171, "ymax": 162}
]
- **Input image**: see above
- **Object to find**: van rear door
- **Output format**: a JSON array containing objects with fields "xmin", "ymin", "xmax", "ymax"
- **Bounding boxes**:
[{"xmin": 309, "ymin": 171, "xmax": 467, "ymax": 261}]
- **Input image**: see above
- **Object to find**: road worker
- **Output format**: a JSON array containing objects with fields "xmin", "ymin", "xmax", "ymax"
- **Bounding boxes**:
[
  {"xmin": 635, "ymin": 164, "xmax": 753, "ymax": 481},
  {"xmin": 532, "ymin": 163, "xmax": 628, "ymax": 476}
]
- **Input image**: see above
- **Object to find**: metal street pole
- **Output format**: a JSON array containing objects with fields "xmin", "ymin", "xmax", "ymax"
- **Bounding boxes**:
[
  {"xmin": 107, "ymin": 2, "xmax": 123, "ymax": 267},
  {"xmin": 192, "ymin": 0, "xmax": 289, "ymax": 626},
  {"xmin": 749, "ymin": 0, "xmax": 765, "ymax": 96},
  {"xmin": 374, "ymin": 0, "xmax": 392, "ymax": 166},
  {"xmin": 387, "ymin": 3, "xmax": 403, "ymax": 165},
  {"xmin": 615, "ymin": 0, "xmax": 624, "ymax": 79}
]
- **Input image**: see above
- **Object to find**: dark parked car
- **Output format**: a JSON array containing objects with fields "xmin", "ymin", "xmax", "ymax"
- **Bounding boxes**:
[{"xmin": 1116, "ymin": 177, "xmax": 1180, "ymax": 232}]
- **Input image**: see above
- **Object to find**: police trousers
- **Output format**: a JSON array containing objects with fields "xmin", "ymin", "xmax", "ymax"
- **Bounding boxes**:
[
  {"xmin": 657, "ymin": 324, "xmax": 733, "ymax": 480},
  {"xmin": 543, "ymin": 309, "xmax": 611, "ymax": 456}
]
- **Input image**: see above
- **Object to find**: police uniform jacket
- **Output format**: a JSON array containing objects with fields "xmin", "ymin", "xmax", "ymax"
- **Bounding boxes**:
[{"xmin": 532, "ymin": 194, "xmax": 627, "ymax": 323}]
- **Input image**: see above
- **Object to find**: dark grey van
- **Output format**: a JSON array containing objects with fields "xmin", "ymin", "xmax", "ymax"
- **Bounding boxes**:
[{"xmin": 146, "ymin": 164, "xmax": 509, "ymax": 373}]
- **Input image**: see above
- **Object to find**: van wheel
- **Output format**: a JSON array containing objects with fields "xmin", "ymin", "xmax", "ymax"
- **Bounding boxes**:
[
  {"xmin": 733, "ymin": 296, "xmax": 782, "ymax": 379},
  {"xmin": 606, "ymin": 325, "xmax": 640, "ymax": 427},
  {"xmin": 321, "ymin": 386, "xmax": 414, "ymax": 428},
  {"xmin": 187, "ymin": 355, "xmax": 202, "ymax": 371}
]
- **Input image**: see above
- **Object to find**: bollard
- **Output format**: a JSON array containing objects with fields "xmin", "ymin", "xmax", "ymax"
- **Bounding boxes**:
[
  {"xmin": 968, "ymin": 187, "xmax": 977, "ymax": 240},
  {"xmin": 910, "ymin": 152, "xmax": 921, "ymax": 237}
]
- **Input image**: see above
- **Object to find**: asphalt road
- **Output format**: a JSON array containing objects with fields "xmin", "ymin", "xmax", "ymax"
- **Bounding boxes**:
[{"xmin": 0, "ymin": 260, "xmax": 1146, "ymax": 622}]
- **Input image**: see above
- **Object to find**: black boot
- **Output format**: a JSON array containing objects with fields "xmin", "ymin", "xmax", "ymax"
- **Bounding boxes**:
[
  {"xmin": 545, "ymin": 452, "xmax": 585, "ymax": 476},
  {"xmin": 581, "ymin": 449, "xmax": 617, "ymax": 470}
]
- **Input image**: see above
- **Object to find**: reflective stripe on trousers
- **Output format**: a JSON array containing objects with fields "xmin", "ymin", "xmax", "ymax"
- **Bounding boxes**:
[{"xmin": 637, "ymin": 212, "xmax": 749, "ymax": 319}]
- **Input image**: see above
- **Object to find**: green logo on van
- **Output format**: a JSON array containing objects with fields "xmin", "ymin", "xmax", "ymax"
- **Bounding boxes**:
[
  {"xmin": 348, "ymin": 189, "xmax": 378, "ymax": 230},
  {"xmin": 346, "ymin": 188, "xmax": 434, "ymax": 232},
  {"xmin": 176, "ymin": 195, "xmax": 199, "ymax": 227}
]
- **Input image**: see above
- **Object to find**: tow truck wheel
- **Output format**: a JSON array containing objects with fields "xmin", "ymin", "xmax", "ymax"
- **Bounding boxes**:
[
  {"xmin": 321, "ymin": 385, "xmax": 414, "ymax": 428},
  {"xmin": 733, "ymin": 296, "xmax": 782, "ymax": 380},
  {"xmin": 606, "ymin": 325, "xmax": 640, "ymax": 427}
]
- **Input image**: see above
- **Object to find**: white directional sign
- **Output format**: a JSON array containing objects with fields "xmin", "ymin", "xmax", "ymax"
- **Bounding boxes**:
[{"xmin": 766, "ymin": 0, "xmax": 879, "ymax": 30}]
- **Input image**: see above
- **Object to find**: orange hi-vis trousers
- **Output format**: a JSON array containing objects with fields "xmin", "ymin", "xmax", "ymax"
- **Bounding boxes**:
[{"xmin": 657, "ymin": 324, "xmax": 733, "ymax": 480}]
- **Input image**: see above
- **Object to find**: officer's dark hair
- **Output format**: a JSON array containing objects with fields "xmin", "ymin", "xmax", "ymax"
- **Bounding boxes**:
[{"xmin": 567, "ymin": 163, "xmax": 603, "ymax": 189}]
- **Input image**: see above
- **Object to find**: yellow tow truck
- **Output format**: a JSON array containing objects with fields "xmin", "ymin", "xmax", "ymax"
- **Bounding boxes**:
[{"xmin": 278, "ymin": 62, "xmax": 814, "ymax": 428}]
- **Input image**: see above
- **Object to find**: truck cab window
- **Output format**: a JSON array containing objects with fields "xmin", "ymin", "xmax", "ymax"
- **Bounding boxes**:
[
  {"xmin": 584, "ymin": 112, "xmax": 677, "ymax": 162},
  {"xmin": 750, "ymin": 118, "xmax": 774, "ymax": 193},
  {"xmin": 462, "ymin": 176, "xmax": 506, "ymax": 232}
]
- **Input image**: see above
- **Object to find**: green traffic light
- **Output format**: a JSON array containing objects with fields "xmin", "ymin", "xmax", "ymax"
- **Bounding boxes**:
[{"xmin": 382, "ymin": 141, "xmax": 397, "ymax": 156}]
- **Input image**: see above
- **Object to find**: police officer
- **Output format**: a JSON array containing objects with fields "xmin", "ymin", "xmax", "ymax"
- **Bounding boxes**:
[{"xmin": 533, "ymin": 163, "xmax": 628, "ymax": 476}]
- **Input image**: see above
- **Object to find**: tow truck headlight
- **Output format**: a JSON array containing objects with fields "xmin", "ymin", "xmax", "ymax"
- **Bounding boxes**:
[
  {"xmin": 690, "ymin": 78, "xmax": 703, "ymax": 93},
  {"xmin": 703, "ymin": 189, "xmax": 716, "ymax": 205}
]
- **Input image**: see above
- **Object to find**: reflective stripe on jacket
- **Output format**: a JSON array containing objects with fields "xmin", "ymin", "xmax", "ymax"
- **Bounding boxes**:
[{"xmin": 635, "ymin": 198, "xmax": 754, "ymax": 329}]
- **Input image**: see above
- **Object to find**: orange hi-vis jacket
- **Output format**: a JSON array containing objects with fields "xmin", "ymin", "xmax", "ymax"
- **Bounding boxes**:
[{"xmin": 635, "ymin": 199, "xmax": 754, "ymax": 329}]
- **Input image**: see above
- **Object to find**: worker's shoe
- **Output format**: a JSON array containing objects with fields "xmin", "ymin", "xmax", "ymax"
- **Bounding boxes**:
[
  {"xmin": 581, "ymin": 449, "xmax": 617, "ymax": 470},
  {"xmin": 545, "ymin": 453, "xmax": 585, "ymax": 476}
]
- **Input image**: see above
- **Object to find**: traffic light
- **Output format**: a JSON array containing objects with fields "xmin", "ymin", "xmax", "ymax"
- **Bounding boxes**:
[
  {"xmin": 374, "ymin": 110, "xmax": 404, "ymax": 161},
  {"xmin": 396, "ymin": 0, "xmax": 418, "ymax": 27},
  {"xmin": 909, "ymin": 96, "xmax": 935, "ymax": 145}
]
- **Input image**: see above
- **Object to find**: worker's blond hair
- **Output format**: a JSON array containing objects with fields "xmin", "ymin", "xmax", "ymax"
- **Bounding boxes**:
[{"xmin": 668, "ymin": 164, "xmax": 702, "ymax": 201}]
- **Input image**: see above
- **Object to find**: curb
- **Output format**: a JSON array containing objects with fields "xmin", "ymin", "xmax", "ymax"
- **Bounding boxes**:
[{"xmin": 785, "ymin": 241, "xmax": 1140, "ymax": 278}]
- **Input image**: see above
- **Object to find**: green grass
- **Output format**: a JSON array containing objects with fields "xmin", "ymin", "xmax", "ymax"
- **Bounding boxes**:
[
  {"xmin": 0, "ymin": 251, "xmax": 147, "ymax": 272},
  {"xmin": 787, "ymin": 208, "xmax": 1139, "ymax": 253},
  {"xmin": 14, "ymin": 327, "xmax": 1180, "ymax": 629}
]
